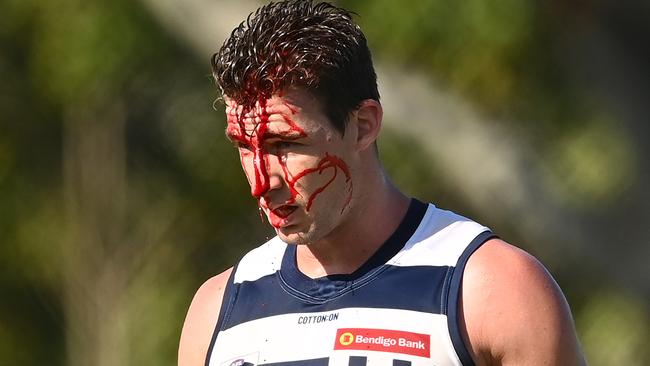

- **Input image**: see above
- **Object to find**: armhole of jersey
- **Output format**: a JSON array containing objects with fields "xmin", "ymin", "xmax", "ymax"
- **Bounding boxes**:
[
  {"xmin": 446, "ymin": 230, "xmax": 497, "ymax": 366},
  {"xmin": 204, "ymin": 264, "xmax": 239, "ymax": 366}
]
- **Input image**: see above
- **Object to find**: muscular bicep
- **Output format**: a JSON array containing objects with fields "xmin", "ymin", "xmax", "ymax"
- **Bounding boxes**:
[
  {"xmin": 461, "ymin": 239, "xmax": 586, "ymax": 366},
  {"xmin": 178, "ymin": 268, "xmax": 233, "ymax": 366}
]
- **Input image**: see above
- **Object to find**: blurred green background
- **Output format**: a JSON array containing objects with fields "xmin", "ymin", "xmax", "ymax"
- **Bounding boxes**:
[{"xmin": 1, "ymin": 0, "xmax": 648, "ymax": 365}]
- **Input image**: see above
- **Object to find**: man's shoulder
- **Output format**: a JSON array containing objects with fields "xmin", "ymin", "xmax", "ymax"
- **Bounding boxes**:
[
  {"xmin": 178, "ymin": 268, "xmax": 233, "ymax": 366},
  {"xmin": 394, "ymin": 202, "xmax": 490, "ymax": 266},
  {"xmin": 415, "ymin": 202, "xmax": 489, "ymax": 240},
  {"xmin": 461, "ymin": 239, "xmax": 586, "ymax": 365},
  {"xmin": 462, "ymin": 239, "xmax": 555, "ymax": 310}
]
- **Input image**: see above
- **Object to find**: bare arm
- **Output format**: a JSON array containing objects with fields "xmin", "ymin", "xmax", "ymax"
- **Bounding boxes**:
[
  {"xmin": 461, "ymin": 239, "xmax": 586, "ymax": 366},
  {"xmin": 178, "ymin": 267, "xmax": 233, "ymax": 366}
]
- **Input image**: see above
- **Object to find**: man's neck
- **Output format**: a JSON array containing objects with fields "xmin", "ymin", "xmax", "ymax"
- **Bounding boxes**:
[{"xmin": 295, "ymin": 177, "xmax": 411, "ymax": 278}]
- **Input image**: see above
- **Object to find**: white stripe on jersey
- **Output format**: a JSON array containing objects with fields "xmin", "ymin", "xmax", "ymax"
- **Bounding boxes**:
[{"xmin": 210, "ymin": 307, "xmax": 462, "ymax": 366}]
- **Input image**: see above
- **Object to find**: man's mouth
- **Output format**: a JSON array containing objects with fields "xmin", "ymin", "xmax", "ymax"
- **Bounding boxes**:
[
  {"xmin": 268, "ymin": 205, "xmax": 298, "ymax": 228},
  {"xmin": 271, "ymin": 205, "xmax": 297, "ymax": 218}
]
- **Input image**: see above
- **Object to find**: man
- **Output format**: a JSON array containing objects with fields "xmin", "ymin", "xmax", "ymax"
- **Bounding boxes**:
[{"xmin": 179, "ymin": 1, "xmax": 586, "ymax": 365}]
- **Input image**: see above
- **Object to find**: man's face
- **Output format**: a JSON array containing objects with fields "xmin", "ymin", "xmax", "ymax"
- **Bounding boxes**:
[{"xmin": 225, "ymin": 89, "xmax": 357, "ymax": 245}]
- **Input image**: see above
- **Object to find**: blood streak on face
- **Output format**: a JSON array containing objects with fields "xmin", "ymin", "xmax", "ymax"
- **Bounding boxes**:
[
  {"xmin": 226, "ymin": 95, "xmax": 354, "ymax": 231},
  {"xmin": 283, "ymin": 153, "xmax": 352, "ymax": 212},
  {"xmin": 250, "ymin": 99, "xmax": 270, "ymax": 198}
]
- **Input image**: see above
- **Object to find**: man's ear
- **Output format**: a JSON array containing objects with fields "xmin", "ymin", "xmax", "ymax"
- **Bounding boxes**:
[{"xmin": 351, "ymin": 99, "xmax": 383, "ymax": 151}]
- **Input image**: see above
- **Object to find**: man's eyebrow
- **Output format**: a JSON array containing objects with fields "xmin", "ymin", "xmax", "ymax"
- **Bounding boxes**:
[
  {"xmin": 263, "ymin": 130, "xmax": 305, "ymax": 140},
  {"xmin": 224, "ymin": 125, "xmax": 305, "ymax": 142}
]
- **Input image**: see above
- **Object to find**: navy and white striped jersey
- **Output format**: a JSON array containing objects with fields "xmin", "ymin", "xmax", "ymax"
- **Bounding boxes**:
[{"xmin": 206, "ymin": 199, "xmax": 495, "ymax": 366}]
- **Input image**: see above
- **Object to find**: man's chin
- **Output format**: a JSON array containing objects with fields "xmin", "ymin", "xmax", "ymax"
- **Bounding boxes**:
[{"xmin": 276, "ymin": 228, "xmax": 311, "ymax": 245}]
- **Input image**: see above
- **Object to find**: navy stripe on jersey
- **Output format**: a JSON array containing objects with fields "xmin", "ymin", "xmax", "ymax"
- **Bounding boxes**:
[
  {"xmin": 446, "ymin": 230, "xmax": 497, "ymax": 366},
  {"xmin": 348, "ymin": 356, "xmax": 367, "ymax": 366},
  {"xmin": 393, "ymin": 360, "xmax": 412, "ymax": 366},
  {"xmin": 280, "ymin": 199, "xmax": 429, "ymax": 294},
  {"xmin": 219, "ymin": 199, "xmax": 435, "ymax": 330},
  {"xmin": 205, "ymin": 265, "xmax": 238, "ymax": 366},
  {"xmin": 220, "ymin": 264, "xmax": 451, "ymax": 330}
]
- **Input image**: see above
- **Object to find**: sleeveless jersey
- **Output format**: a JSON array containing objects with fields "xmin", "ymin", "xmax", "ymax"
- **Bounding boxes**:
[{"xmin": 206, "ymin": 199, "xmax": 495, "ymax": 366}]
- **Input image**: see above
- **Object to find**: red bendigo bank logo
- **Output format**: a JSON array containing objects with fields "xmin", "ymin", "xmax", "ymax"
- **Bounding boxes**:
[{"xmin": 334, "ymin": 328, "xmax": 430, "ymax": 358}]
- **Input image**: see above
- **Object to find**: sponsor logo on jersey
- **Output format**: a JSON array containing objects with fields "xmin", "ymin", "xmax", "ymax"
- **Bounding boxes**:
[
  {"xmin": 333, "ymin": 328, "xmax": 430, "ymax": 357},
  {"xmin": 339, "ymin": 332, "xmax": 355, "ymax": 346}
]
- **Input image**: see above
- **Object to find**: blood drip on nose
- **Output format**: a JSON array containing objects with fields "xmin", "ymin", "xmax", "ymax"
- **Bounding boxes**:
[{"xmin": 250, "ymin": 99, "xmax": 270, "ymax": 198}]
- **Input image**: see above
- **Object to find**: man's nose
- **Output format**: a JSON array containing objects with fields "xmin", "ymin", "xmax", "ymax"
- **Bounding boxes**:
[{"xmin": 250, "ymin": 148, "xmax": 282, "ymax": 199}]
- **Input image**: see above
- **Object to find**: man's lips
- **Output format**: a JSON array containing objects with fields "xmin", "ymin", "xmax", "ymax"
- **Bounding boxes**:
[
  {"xmin": 266, "ymin": 205, "xmax": 298, "ymax": 229},
  {"xmin": 271, "ymin": 205, "xmax": 297, "ymax": 218}
]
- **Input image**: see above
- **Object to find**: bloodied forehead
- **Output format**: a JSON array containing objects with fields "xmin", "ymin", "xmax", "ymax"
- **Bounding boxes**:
[{"xmin": 224, "ymin": 91, "xmax": 330, "ymax": 142}]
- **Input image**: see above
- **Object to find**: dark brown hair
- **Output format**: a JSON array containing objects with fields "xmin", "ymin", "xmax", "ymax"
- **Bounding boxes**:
[{"xmin": 212, "ymin": 0, "xmax": 379, "ymax": 133}]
